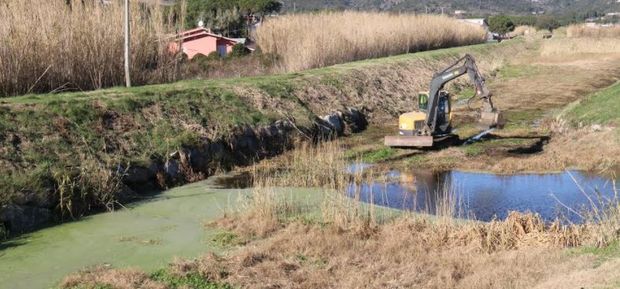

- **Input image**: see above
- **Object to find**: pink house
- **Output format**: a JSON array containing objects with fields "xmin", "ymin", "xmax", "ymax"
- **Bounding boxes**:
[{"xmin": 168, "ymin": 27, "xmax": 249, "ymax": 59}]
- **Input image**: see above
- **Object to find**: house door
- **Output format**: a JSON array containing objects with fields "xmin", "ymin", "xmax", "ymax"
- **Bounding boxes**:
[{"xmin": 217, "ymin": 45, "xmax": 227, "ymax": 57}]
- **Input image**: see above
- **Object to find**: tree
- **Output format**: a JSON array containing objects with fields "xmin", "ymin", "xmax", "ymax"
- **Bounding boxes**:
[
  {"xmin": 184, "ymin": 0, "xmax": 282, "ymax": 37},
  {"xmin": 535, "ymin": 16, "xmax": 561, "ymax": 32},
  {"xmin": 239, "ymin": 0, "xmax": 282, "ymax": 16},
  {"xmin": 488, "ymin": 15, "xmax": 515, "ymax": 35}
]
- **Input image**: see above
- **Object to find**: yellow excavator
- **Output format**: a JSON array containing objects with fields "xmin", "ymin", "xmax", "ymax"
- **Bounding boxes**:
[{"xmin": 384, "ymin": 54, "xmax": 502, "ymax": 148}]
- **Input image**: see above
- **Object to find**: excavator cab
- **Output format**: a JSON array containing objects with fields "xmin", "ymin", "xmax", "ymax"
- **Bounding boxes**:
[{"xmin": 398, "ymin": 92, "xmax": 452, "ymax": 137}]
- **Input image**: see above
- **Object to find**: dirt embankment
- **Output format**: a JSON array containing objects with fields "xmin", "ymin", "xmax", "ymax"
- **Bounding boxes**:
[{"xmin": 0, "ymin": 41, "xmax": 528, "ymax": 235}]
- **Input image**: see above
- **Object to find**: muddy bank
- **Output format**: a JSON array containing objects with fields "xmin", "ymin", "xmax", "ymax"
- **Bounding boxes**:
[{"xmin": 0, "ymin": 107, "xmax": 366, "ymax": 235}]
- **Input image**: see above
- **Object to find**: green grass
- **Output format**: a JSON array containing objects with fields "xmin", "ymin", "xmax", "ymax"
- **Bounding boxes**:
[
  {"xmin": 452, "ymin": 86, "xmax": 476, "ymax": 101},
  {"xmin": 211, "ymin": 231, "xmax": 243, "ymax": 248},
  {"xmin": 348, "ymin": 147, "xmax": 397, "ymax": 163},
  {"xmin": 151, "ymin": 269, "xmax": 234, "ymax": 289},
  {"xmin": 462, "ymin": 137, "xmax": 533, "ymax": 157},
  {"xmin": 463, "ymin": 145, "xmax": 485, "ymax": 157},
  {"xmin": 573, "ymin": 241, "xmax": 620, "ymax": 267},
  {"xmin": 564, "ymin": 81, "xmax": 620, "ymax": 126},
  {"xmin": 502, "ymin": 109, "xmax": 547, "ymax": 130},
  {"xmin": 497, "ymin": 64, "xmax": 542, "ymax": 79}
]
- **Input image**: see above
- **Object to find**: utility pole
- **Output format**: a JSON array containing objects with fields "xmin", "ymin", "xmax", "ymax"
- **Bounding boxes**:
[{"xmin": 124, "ymin": 0, "xmax": 131, "ymax": 87}]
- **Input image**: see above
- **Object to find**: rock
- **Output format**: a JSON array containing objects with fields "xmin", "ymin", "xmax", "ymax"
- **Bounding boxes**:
[
  {"xmin": 591, "ymin": 124, "xmax": 603, "ymax": 132},
  {"xmin": 148, "ymin": 162, "xmax": 162, "ymax": 176},
  {"xmin": 164, "ymin": 159, "xmax": 180, "ymax": 179},
  {"xmin": 208, "ymin": 141, "xmax": 229, "ymax": 162},
  {"xmin": 116, "ymin": 184, "xmax": 138, "ymax": 203},
  {"xmin": 0, "ymin": 205, "xmax": 52, "ymax": 233},
  {"xmin": 124, "ymin": 166, "xmax": 153, "ymax": 185},
  {"xmin": 321, "ymin": 113, "xmax": 345, "ymax": 136},
  {"xmin": 187, "ymin": 148, "xmax": 210, "ymax": 172},
  {"xmin": 342, "ymin": 107, "xmax": 368, "ymax": 133}
]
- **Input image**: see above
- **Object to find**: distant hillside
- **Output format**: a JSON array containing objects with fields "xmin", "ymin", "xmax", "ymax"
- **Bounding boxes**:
[{"xmin": 281, "ymin": 0, "xmax": 620, "ymax": 15}]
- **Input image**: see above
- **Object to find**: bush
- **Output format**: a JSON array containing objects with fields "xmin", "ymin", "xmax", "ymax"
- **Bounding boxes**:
[
  {"xmin": 229, "ymin": 43, "xmax": 250, "ymax": 58},
  {"xmin": 488, "ymin": 15, "xmax": 515, "ymax": 35},
  {"xmin": 207, "ymin": 52, "xmax": 222, "ymax": 61},
  {"xmin": 192, "ymin": 54, "xmax": 211, "ymax": 69}
]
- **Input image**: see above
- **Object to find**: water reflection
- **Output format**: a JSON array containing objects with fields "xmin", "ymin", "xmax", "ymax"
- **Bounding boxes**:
[{"xmin": 348, "ymin": 168, "xmax": 617, "ymax": 223}]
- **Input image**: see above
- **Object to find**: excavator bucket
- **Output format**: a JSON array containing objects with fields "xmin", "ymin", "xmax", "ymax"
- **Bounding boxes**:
[
  {"xmin": 384, "ymin": 135, "xmax": 434, "ymax": 148},
  {"xmin": 479, "ymin": 110, "xmax": 504, "ymax": 129}
]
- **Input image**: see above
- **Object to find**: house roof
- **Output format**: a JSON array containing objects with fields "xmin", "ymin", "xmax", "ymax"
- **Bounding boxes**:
[
  {"xmin": 175, "ymin": 27, "xmax": 240, "ymax": 44},
  {"xmin": 172, "ymin": 27, "xmax": 256, "ymax": 51}
]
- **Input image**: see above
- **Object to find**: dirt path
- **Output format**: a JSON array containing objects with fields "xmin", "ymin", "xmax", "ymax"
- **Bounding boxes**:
[{"xmin": 492, "ymin": 54, "xmax": 620, "ymax": 111}]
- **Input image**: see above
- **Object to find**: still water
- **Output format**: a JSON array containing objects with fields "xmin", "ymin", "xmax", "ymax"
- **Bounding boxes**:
[
  {"xmin": 0, "ymin": 179, "xmax": 238, "ymax": 289},
  {"xmin": 348, "ymin": 168, "xmax": 617, "ymax": 223}
]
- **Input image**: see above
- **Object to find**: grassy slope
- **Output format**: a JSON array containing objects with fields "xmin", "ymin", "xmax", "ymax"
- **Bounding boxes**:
[{"xmin": 564, "ymin": 81, "xmax": 620, "ymax": 126}]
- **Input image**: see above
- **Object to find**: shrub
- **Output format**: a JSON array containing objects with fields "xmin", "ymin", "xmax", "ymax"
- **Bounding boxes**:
[
  {"xmin": 207, "ymin": 51, "xmax": 222, "ymax": 61},
  {"xmin": 488, "ymin": 15, "xmax": 516, "ymax": 35},
  {"xmin": 229, "ymin": 43, "xmax": 250, "ymax": 58},
  {"xmin": 192, "ymin": 54, "xmax": 212, "ymax": 69}
]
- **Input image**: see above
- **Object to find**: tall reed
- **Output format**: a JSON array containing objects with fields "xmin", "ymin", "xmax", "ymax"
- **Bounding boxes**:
[
  {"xmin": 0, "ymin": 0, "xmax": 179, "ymax": 97},
  {"xmin": 255, "ymin": 12, "xmax": 487, "ymax": 72}
]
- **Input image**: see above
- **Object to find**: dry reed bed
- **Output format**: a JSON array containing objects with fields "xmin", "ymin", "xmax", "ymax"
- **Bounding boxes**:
[
  {"xmin": 567, "ymin": 24, "xmax": 620, "ymax": 38},
  {"xmin": 540, "ymin": 38, "xmax": 620, "ymax": 56},
  {"xmin": 0, "ymin": 0, "xmax": 177, "ymax": 97},
  {"xmin": 508, "ymin": 25, "xmax": 537, "ymax": 38},
  {"xmin": 255, "ymin": 12, "xmax": 487, "ymax": 72}
]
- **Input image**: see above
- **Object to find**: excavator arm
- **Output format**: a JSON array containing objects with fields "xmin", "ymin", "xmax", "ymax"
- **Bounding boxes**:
[{"xmin": 424, "ymin": 54, "xmax": 498, "ymax": 134}]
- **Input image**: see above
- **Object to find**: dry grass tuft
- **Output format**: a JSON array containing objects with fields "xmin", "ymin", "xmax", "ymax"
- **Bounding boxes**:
[
  {"xmin": 509, "ymin": 25, "xmax": 538, "ymax": 38},
  {"xmin": 165, "ymin": 215, "xmax": 604, "ymax": 289},
  {"xmin": 476, "ymin": 212, "xmax": 587, "ymax": 251},
  {"xmin": 61, "ymin": 266, "xmax": 166, "ymax": 289},
  {"xmin": 567, "ymin": 24, "xmax": 620, "ymax": 38},
  {"xmin": 255, "ymin": 11, "xmax": 487, "ymax": 72},
  {"xmin": 541, "ymin": 38, "xmax": 620, "ymax": 56},
  {"xmin": 0, "ymin": 0, "xmax": 178, "ymax": 96}
]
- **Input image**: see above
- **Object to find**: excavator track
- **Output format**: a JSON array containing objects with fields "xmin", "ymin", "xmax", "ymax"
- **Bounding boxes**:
[{"xmin": 384, "ymin": 134, "xmax": 458, "ymax": 148}]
